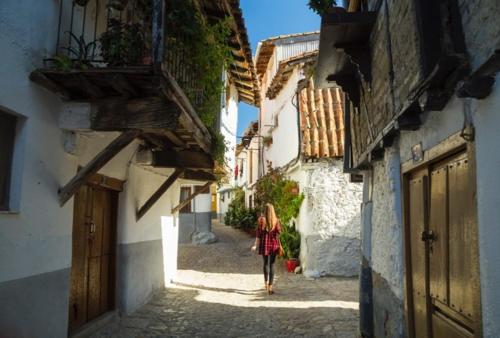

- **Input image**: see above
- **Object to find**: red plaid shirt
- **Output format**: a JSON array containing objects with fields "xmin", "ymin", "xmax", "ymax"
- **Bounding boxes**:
[{"xmin": 256, "ymin": 221, "xmax": 281, "ymax": 256}]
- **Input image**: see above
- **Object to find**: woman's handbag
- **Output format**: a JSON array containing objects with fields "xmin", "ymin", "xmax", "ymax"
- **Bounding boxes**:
[{"xmin": 277, "ymin": 239, "xmax": 285, "ymax": 257}]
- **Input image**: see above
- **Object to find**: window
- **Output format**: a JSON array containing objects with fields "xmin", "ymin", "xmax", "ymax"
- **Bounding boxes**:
[
  {"xmin": 0, "ymin": 111, "xmax": 17, "ymax": 211},
  {"xmin": 179, "ymin": 187, "xmax": 192, "ymax": 214}
]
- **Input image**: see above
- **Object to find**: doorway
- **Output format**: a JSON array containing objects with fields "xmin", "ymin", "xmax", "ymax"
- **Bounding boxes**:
[
  {"xmin": 404, "ymin": 146, "xmax": 481, "ymax": 337},
  {"xmin": 68, "ymin": 182, "xmax": 118, "ymax": 333}
]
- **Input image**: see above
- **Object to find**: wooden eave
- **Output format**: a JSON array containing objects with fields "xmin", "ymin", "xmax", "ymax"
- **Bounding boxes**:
[
  {"xmin": 255, "ymin": 31, "xmax": 320, "ymax": 80},
  {"xmin": 266, "ymin": 51, "xmax": 318, "ymax": 99},
  {"xmin": 30, "ymin": 65, "xmax": 212, "ymax": 156},
  {"xmin": 199, "ymin": 0, "xmax": 260, "ymax": 106},
  {"xmin": 315, "ymin": 8, "xmax": 377, "ymax": 101}
]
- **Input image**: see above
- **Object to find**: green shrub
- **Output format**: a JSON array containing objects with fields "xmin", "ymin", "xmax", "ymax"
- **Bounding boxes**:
[
  {"xmin": 255, "ymin": 164, "xmax": 304, "ymax": 259},
  {"xmin": 224, "ymin": 188, "xmax": 257, "ymax": 230},
  {"xmin": 280, "ymin": 226, "xmax": 301, "ymax": 260}
]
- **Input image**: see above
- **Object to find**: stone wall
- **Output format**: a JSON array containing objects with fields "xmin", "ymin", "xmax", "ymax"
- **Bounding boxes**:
[
  {"xmin": 296, "ymin": 159, "xmax": 363, "ymax": 277},
  {"xmin": 367, "ymin": 145, "xmax": 405, "ymax": 338}
]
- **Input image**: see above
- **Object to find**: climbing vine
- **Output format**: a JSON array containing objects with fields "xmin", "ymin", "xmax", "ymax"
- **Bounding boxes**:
[{"xmin": 165, "ymin": 0, "xmax": 235, "ymax": 163}]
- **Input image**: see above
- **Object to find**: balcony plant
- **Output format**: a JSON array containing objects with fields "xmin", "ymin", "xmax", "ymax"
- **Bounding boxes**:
[
  {"xmin": 308, "ymin": 0, "xmax": 337, "ymax": 15},
  {"xmin": 99, "ymin": 19, "xmax": 146, "ymax": 66}
]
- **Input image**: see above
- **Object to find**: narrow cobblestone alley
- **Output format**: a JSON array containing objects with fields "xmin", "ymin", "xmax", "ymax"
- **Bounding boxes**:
[{"xmin": 91, "ymin": 221, "xmax": 359, "ymax": 338}]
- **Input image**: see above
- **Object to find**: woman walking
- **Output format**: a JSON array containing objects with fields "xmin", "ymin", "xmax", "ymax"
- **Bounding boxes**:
[{"xmin": 251, "ymin": 203, "xmax": 281, "ymax": 295}]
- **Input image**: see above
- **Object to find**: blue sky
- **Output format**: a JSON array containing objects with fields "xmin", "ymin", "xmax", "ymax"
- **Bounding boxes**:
[{"xmin": 236, "ymin": 0, "xmax": 320, "ymax": 137}]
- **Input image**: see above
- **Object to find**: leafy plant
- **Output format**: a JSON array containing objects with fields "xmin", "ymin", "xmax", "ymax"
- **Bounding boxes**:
[
  {"xmin": 99, "ymin": 19, "xmax": 145, "ymax": 66},
  {"xmin": 263, "ymin": 136, "xmax": 273, "ymax": 147},
  {"xmin": 255, "ymin": 163, "xmax": 304, "ymax": 227},
  {"xmin": 211, "ymin": 130, "xmax": 228, "ymax": 168},
  {"xmin": 254, "ymin": 164, "xmax": 304, "ymax": 259},
  {"xmin": 308, "ymin": 0, "xmax": 337, "ymax": 15},
  {"xmin": 59, "ymin": 32, "xmax": 97, "ymax": 69},
  {"xmin": 280, "ymin": 226, "xmax": 301, "ymax": 259},
  {"xmin": 224, "ymin": 188, "xmax": 257, "ymax": 230},
  {"xmin": 165, "ymin": 0, "xmax": 234, "ymax": 130},
  {"xmin": 53, "ymin": 55, "xmax": 73, "ymax": 72}
]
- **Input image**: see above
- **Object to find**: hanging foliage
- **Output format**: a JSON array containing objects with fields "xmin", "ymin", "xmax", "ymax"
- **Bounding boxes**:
[{"xmin": 307, "ymin": 0, "xmax": 337, "ymax": 15}]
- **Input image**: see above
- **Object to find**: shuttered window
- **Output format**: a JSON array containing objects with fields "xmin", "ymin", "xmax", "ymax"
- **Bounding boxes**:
[{"xmin": 0, "ymin": 111, "xmax": 16, "ymax": 210}]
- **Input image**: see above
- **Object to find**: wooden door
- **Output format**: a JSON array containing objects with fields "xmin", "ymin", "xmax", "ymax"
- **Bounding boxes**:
[
  {"xmin": 69, "ymin": 184, "xmax": 117, "ymax": 333},
  {"xmin": 405, "ymin": 150, "xmax": 481, "ymax": 338}
]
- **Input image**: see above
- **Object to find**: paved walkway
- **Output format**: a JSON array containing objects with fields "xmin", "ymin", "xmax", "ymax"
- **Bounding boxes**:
[{"xmin": 91, "ymin": 221, "xmax": 359, "ymax": 337}]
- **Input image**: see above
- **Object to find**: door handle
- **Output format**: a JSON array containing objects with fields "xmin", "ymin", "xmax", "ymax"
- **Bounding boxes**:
[
  {"xmin": 421, "ymin": 230, "xmax": 437, "ymax": 242},
  {"xmin": 90, "ymin": 222, "xmax": 96, "ymax": 233}
]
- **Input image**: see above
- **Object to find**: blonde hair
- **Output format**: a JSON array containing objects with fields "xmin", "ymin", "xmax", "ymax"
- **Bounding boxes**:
[{"xmin": 263, "ymin": 203, "xmax": 279, "ymax": 231}]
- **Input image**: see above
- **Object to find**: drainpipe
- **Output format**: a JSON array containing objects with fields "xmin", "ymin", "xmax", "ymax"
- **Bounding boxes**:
[
  {"xmin": 282, "ymin": 83, "xmax": 305, "ymax": 173},
  {"xmin": 359, "ymin": 170, "xmax": 374, "ymax": 337}
]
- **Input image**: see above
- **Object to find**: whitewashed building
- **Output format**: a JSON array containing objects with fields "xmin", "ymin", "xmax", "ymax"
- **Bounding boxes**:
[
  {"xmin": 316, "ymin": 2, "xmax": 500, "ymax": 337},
  {"xmin": 0, "ymin": 0, "xmax": 258, "ymax": 336},
  {"xmin": 235, "ymin": 120, "xmax": 260, "ymax": 208},
  {"xmin": 255, "ymin": 32, "xmax": 363, "ymax": 277}
]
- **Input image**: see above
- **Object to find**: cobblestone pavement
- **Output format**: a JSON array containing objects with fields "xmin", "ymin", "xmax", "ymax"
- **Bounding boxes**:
[{"xmin": 91, "ymin": 221, "xmax": 359, "ymax": 338}]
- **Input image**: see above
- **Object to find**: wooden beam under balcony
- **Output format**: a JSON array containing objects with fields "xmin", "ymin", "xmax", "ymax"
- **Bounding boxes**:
[
  {"xmin": 160, "ymin": 68, "xmax": 212, "ymax": 154},
  {"xmin": 136, "ymin": 168, "xmax": 184, "ymax": 220},
  {"xmin": 181, "ymin": 169, "xmax": 217, "ymax": 182},
  {"xmin": 171, "ymin": 181, "xmax": 212, "ymax": 214},
  {"xmin": 58, "ymin": 130, "xmax": 140, "ymax": 206},
  {"xmin": 92, "ymin": 97, "xmax": 181, "ymax": 131},
  {"xmin": 151, "ymin": 149, "xmax": 214, "ymax": 169},
  {"xmin": 59, "ymin": 97, "xmax": 182, "ymax": 131}
]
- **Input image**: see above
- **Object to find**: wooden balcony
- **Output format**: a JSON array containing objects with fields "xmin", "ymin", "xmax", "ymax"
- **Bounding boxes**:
[
  {"xmin": 29, "ymin": 0, "xmax": 258, "ymax": 209},
  {"xmin": 30, "ymin": 0, "xmax": 258, "ymax": 158}
]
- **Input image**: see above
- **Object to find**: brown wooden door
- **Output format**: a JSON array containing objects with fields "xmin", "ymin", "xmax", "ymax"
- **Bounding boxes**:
[
  {"xmin": 69, "ymin": 184, "xmax": 117, "ymax": 333},
  {"xmin": 405, "ymin": 151, "xmax": 480, "ymax": 338}
]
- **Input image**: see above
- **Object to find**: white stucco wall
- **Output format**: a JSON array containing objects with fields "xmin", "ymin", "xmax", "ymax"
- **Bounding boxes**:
[
  {"xmin": 470, "ymin": 79, "xmax": 500, "ymax": 337},
  {"xmin": 261, "ymin": 69, "xmax": 300, "ymax": 170},
  {"xmin": 0, "ymin": 0, "xmax": 74, "ymax": 283},
  {"xmin": 290, "ymin": 160, "xmax": 362, "ymax": 277},
  {"xmin": 369, "ymin": 146, "xmax": 404, "ymax": 300}
]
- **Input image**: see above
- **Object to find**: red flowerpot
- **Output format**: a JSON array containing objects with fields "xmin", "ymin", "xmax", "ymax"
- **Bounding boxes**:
[{"xmin": 285, "ymin": 258, "xmax": 300, "ymax": 273}]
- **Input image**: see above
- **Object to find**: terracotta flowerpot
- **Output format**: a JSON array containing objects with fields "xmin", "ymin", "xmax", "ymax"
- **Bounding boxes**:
[
  {"xmin": 142, "ymin": 55, "xmax": 153, "ymax": 65},
  {"xmin": 285, "ymin": 258, "xmax": 300, "ymax": 273}
]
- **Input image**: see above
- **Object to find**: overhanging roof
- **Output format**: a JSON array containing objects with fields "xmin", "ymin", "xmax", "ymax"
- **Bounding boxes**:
[
  {"xmin": 266, "ymin": 51, "xmax": 318, "ymax": 99},
  {"xmin": 200, "ymin": 0, "xmax": 260, "ymax": 106},
  {"xmin": 255, "ymin": 31, "xmax": 320, "ymax": 79},
  {"xmin": 315, "ymin": 8, "xmax": 376, "ymax": 90}
]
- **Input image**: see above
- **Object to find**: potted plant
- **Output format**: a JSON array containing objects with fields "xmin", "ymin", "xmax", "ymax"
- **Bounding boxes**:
[
  {"xmin": 307, "ymin": 0, "xmax": 337, "ymax": 15},
  {"xmin": 99, "ymin": 19, "xmax": 145, "ymax": 66},
  {"xmin": 263, "ymin": 136, "xmax": 273, "ymax": 147},
  {"xmin": 280, "ymin": 225, "xmax": 301, "ymax": 272}
]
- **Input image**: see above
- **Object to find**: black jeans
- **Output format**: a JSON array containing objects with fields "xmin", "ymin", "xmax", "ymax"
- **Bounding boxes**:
[{"xmin": 262, "ymin": 253, "xmax": 276, "ymax": 285}]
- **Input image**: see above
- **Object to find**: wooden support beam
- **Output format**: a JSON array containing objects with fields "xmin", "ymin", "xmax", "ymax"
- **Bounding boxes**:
[
  {"xmin": 77, "ymin": 74, "xmax": 104, "ymax": 99},
  {"xmin": 181, "ymin": 169, "xmax": 216, "ymax": 182},
  {"xmin": 152, "ymin": 149, "xmax": 214, "ymax": 169},
  {"xmin": 91, "ymin": 97, "xmax": 181, "ymax": 131},
  {"xmin": 58, "ymin": 130, "xmax": 140, "ymax": 206},
  {"xmin": 136, "ymin": 168, "xmax": 184, "ymax": 220},
  {"xmin": 109, "ymin": 74, "xmax": 138, "ymax": 97},
  {"xmin": 161, "ymin": 69, "xmax": 211, "ymax": 153},
  {"xmin": 171, "ymin": 181, "xmax": 211, "ymax": 214},
  {"xmin": 29, "ymin": 71, "xmax": 71, "ymax": 100}
]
